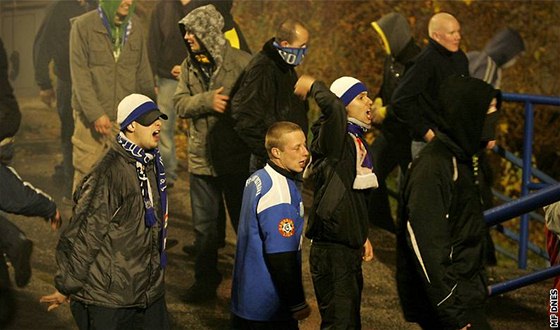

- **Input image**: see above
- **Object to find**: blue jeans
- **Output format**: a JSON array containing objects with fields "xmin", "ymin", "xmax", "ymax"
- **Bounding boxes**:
[
  {"xmin": 156, "ymin": 77, "xmax": 178, "ymax": 181},
  {"xmin": 56, "ymin": 78, "xmax": 74, "ymax": 195},
  {"xmin": 190, "ymin": 173, "xmax": 246, "ymax": 285}
]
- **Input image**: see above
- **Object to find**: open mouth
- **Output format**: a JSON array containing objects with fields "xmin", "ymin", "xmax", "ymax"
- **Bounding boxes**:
[
  {"xmin": 153, "ymin": 130, "xmax": 160, "ymax": 138},
  {"xmin": 366, "ymin": 109, "xmax": 372, "ymax": 120}
]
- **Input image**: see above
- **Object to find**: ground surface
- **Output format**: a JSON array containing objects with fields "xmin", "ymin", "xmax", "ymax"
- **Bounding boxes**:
[{"xmin": 2, "ymin": 98, "xmax": 551, "ymax": 329}]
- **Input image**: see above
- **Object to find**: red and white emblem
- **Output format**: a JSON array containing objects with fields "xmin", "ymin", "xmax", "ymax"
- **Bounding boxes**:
[{"xmin": 278, "ymin": 218, "xmax": 295, "ymax": 237}]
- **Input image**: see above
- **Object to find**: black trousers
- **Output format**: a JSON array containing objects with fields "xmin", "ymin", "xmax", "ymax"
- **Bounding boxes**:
[
  {"xmin": 230, "ymin": 313, "xmax": 298, "ymax": 330},
  {"xmin": 70, "ymin": 296, "xmax": 170, "ymax": 330},
  {"xmin": 369, "ymin": 132, "xmax": 411, "ymax": 233},
  {"xmin": 310, "ymin": 242, "xmax": 363, "ymax": 330},
  {"xmin": 0, "ymin": 213, "xmax": 28, "ymax": 286}
]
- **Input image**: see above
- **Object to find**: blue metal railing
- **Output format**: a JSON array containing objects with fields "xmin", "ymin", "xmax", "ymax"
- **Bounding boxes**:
[{"xmin": 493, "ymin": 92, "xmax": 560, "ymax": 269}]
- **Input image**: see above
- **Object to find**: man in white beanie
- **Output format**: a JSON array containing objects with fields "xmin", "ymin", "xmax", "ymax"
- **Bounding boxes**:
[
  {"xmin": 41, "ymin": 93, "xmax": 170, "ymax": 330},
  {"xmin": 294, "ymin": 75, "xmax": 376, "ymax": 329}
]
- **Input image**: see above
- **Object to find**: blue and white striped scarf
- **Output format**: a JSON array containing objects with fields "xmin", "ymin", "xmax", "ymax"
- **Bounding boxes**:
[{"xmin": 117, "ymin": 132, "xmax": 169, "ymax": 268}]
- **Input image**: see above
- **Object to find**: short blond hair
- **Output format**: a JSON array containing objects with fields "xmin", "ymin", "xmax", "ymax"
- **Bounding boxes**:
[{"xmin": 265, "ymin": 121, "xmax": 303, "ymax": 158}]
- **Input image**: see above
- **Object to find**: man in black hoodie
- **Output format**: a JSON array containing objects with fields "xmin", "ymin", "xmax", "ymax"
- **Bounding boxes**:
[
  {"xmin": 397, "ymin": 75, "xmax": 500, "ymax": 330},
  {"xmin": 368, "ymin": 12, "xmax": 422, "ymax": 233},
  {"xmin": 392, "ymin": 12, "xmax": 469, "ymax": 159}
]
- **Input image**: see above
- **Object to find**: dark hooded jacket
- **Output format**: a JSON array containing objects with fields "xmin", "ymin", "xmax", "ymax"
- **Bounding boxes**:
[
  {"xmin": 391, "ymin": 38, "xmax": 469, "ymax": 141},
  {"xmin": 230, "ymin": 38, "xmax": 309, "ymax": 165},
  {"xmin": 396, "ymin": 76, "xmax": 501, "ymax": 329},
  {"xmin": 173, "ymin": 4, "xmax": 251, "ymax": 176},
  {"xmin": 371, "ymin": 13, "xmax": 421, "ymax": 142},
  {"xmin": 467, "ymin": 27, "xmax": 524, "ymax": 88}
]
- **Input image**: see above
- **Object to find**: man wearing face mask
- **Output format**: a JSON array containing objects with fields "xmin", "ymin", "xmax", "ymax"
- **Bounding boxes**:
[
  {"xmin": 231, "ymin": 18, "xmax": 310, "ymax": 172},
  {"xmin": 396, "ymin": 75, "xmax": 500, "ymax": 330}
]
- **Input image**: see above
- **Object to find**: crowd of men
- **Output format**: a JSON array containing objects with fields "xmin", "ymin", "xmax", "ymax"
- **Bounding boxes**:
[{"xmin": 0, "ymin": 0, "xmax": 531, "ymax": 329}]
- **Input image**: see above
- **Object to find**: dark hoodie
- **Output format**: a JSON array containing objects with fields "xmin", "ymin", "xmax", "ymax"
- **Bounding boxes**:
[
  {"xmin": 397, "ymin": 76, "xmax": 500, "ymax": 330},
  {"xmin": 371, "ymin": 12, "xmax": 421, "ymax": 139},
  {"xmin": 467, "ymin": 27, "xmax": 525, "ymax": 88}
]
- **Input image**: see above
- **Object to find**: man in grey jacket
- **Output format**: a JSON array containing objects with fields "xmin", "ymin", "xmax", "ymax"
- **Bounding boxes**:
[
  {"xmin": 173, "ymin": 4, "xmax": 250, "ymax": 303},
  {"xmin": 70, "ymin": 0, "xmax": 154, "ymax": 190}
]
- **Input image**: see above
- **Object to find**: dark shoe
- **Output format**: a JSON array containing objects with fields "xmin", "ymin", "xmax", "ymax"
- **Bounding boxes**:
[
  {"xmin": 183, "ymin": 282, "xmax": 218, "ymax": 304},
  {"xmin": 52, "ymin": 164, "xmax": 65, "ymax": 184},
  {"xmin": 166, "ymin": 238, "xmax": 178, "ymax": 250},
  {"xmin": 0, "ymin": 287, "xmax": 15, "ymax": 327},
  {"xmin": 182, "ymin": 244, "xmax": 197, "ymax": 255},
  {"xmin": 12, "ymin": 239, "xmax": 33, "ymax": 287}
]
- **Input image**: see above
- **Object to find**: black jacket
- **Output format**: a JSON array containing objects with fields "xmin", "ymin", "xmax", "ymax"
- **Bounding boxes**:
[
  {"xmin": 33, "ymin": 0, "xmax": 90, "ymax": 88},
  {"xmin": 147, "ymin": 0, "xmax": 192, "ymax": 80},
  {"xmin": 231, "ymin": 38, "xmax": 309, "ymax": 162},
  {"xmin": 0, "ymin": 38, "xmax": 20, "ymax": 141},
  {"xmin": 305, "ymin": 82, "xmax": 371, "ymax": 249},
  {"xmin": 54, "ymin": 140, "xmax": 165, "ymax": 308},
  {"xmin": 391, "ymin": 38, "xmax": 469, "ymax": 141},
  {"xmin": 396, "ymin": 76, "xmax": 500, "ymax": 329},
  {"xmin": 378, "ymin": 39, "xmax": 421, "ymax": 143},
  {"xmin": 0, "ymin": 165, "xmax": 56, "ymax": 219}
]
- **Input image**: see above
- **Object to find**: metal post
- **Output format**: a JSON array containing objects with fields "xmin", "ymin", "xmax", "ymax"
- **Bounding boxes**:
[
  {"xmin": 519, "ymin": 101, "xmax": 534, "ymax": 269},
  {"xmin": 488, "ymin": 265, "xmax": 560, "ymax": 296}
]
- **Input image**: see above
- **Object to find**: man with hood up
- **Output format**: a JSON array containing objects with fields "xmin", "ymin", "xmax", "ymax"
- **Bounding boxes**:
[
  {"xmin": 368, "ymin": 12, "xmax": 422, "ymax": 233},
  {"xmin": 396, "ymin": 75, "xmax": 501, "ymax": 330},
  {"xmin": 467, "ymin": 27, "xmax": 524, "ymax": 266},
  {"xmin": 467, "ymin": 27, "xmax": 525, "ymax": 89},
  {"xmin": 173, "ymin": 4, "xmax": 251, "ymax": 303},
  {"xmin": 70, "ymin": 0, "xmax": 155, "ymax": 190}
]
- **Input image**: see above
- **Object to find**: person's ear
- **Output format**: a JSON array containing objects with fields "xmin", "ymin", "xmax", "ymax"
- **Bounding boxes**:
[
  {"xmin": 431, "ymin": 31, "xmax": 439, "ymax": 41},
  {"xmin": 279, "ymin": 40, "xmax": 290, "ymax": 48},
  {"xmin": 126, "ymin": 122, "xmax": 136, "ymax": 133},
  {"xmin": 271, "ymin": 147, "xmax": 281, "ymax": 159}
]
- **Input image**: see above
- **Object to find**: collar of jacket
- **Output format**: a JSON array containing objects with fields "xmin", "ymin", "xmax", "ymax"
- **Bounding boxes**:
[
  {"xmin": 262, "ymin": 38, "xmax": 293, "ymax": 72},
  {"xmin": 429, "ymin": 37, "xmax": 455, "ymax": 57},
  {"xmin": 267, "ymin": 160, "xmax": 301, "ymax": 182}
]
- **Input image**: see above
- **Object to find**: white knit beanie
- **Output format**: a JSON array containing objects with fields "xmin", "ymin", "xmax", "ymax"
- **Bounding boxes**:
[
  {"xmin": 329, "ymin": 76, "xmax": 368, "ymax": 106},
  {"xmin": 117, "ymin": 94, "xmax": 167, "ymax": 130}
]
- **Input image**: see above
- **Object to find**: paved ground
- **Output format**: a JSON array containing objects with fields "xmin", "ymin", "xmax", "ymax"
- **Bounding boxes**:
[{"xmin": 2, "ymin": 97, "xmax": 551, "ymax": 329}]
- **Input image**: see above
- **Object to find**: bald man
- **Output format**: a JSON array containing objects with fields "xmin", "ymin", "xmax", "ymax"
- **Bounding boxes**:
[{"xmin": 391, "ymin": 12, "xmax": 469, "ymax": 158}]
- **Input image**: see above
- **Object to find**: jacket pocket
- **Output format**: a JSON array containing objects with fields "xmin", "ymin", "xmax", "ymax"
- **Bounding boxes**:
[{"xmin": 316, "ymin": 170, "xmax": 346, "ymax": 219}]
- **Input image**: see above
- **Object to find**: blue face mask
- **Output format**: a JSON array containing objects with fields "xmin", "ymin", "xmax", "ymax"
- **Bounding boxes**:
[{"xmin": 273, "ymin": 41, "xmax": 308, "ymax": 66}]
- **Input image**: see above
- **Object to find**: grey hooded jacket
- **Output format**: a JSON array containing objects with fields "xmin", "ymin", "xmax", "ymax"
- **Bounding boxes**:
[{"xmin": 173, "ymin": 5, "xmax": 251, "ymax": 176}]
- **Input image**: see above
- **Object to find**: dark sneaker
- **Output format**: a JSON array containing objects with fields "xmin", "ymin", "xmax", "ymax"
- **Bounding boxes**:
[
  {"xmin": 0, "ymin": 287, "xmax": 15, "ymax": 327},
  {"xmin": 12, "ymin": 239, "xmax": 33, "ymax": 288},
  {"xmin": 183, "ymin": 282, "xmax": 218, "ymax": 304},
  {"xmin": 166, "ymin": 238, "xmax": 178, "ymax": 250},
  {"xmin": 182, "ymin": 244, "xmax": 197, "ymax": 255}
]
